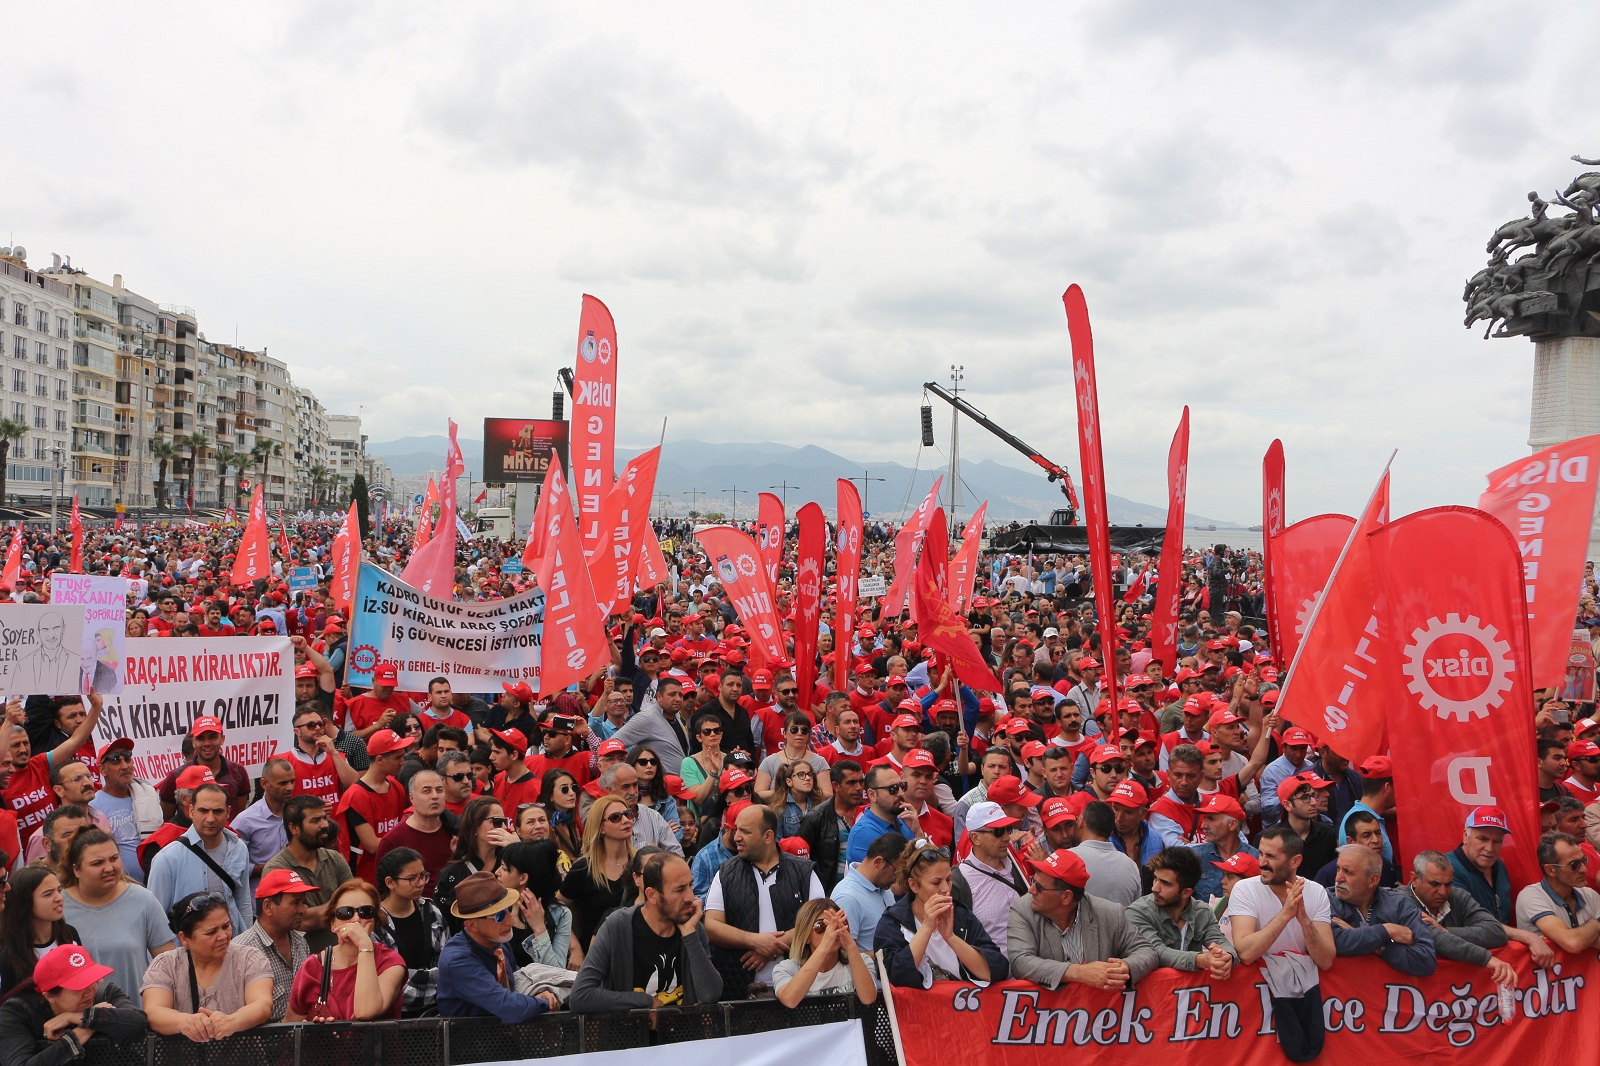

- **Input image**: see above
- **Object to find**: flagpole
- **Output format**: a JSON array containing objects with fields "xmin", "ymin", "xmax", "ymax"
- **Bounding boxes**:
[{"xmin": 1275, "ymin": 449, "xmax": 1396, "ymax": 706}]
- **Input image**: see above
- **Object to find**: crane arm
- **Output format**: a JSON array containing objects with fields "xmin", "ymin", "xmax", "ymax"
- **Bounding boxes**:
[{"xmin": 923, "ymin": 382, "xmax": 1080, "ymax": 523}]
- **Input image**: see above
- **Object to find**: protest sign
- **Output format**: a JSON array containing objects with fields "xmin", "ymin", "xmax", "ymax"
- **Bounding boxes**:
[
  {"xmin": 887, "ymin": 950, "xmax": 1589, "ymax": 1066},
  {"xmin": 346, "ymin": 563, "xmax": 549, "ymax": 691},
  {"xmin": 502, "ymin": 558, "xmax": 524, "ymax": 575},
  {"xmin": 1564, "ymin": 629, "xmax": 1595, "ymax": 702},
  {"xmin": 49, "ymin": 575, "xmax": 129, "ymax": 694},
  {"xmin": 288, "ymin": 566, "xmax": 319, "ymax": 592},
  {"xmin": 857, "ymin": 575, "xmax": 888, "ymax": 598},
  {"xmin": 91, "ymin": 636, "xmax": 292, "ymax": 783},
  {"xmin": 0, "ymin": 603, "xmax": 86, "ymax": 698}
]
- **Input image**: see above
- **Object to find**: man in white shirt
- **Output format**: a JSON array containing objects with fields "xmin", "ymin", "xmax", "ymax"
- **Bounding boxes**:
[{"xmin": 1226, "ymin": 826, "xmax": 1336, "ymax": 1064}]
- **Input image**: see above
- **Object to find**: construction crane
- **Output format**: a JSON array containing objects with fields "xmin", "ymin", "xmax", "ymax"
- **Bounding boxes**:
[{"xmin": 923, "ymin": 380, "xmax": 1080, "ymax": 525}]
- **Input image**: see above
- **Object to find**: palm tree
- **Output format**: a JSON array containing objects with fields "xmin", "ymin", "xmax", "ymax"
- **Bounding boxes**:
[
  {"xmin": 0, "ymin": 419, "xmax": 27, "ymax": 507},
  {"xmin": 307, "ymin": 464, "xmax": 332, "ymax": 505},
  {"xmin": 151, "ymin": 438, "xmax": 181, "ymax": 509},
  {"xmin": 179, "ymin": 431, "xmax": 208, "ymax": 508},
  {"xmin": 214, "ymin": 445, "xmax": 242, "ymax": 509},
  {"xmin": 252, "ymin": 438, "xmax": 282, "ymax": 503}
]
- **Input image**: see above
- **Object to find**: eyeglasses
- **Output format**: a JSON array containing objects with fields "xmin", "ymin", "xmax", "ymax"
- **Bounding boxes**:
[
  {"xmin": 790, "ymin": 770, "xmax": 815, "ymax": 779},
  {"xmin": 872, "ymin": 783, "xmax": 906, "ymax": 795},
  {"xmin": 393, "ymin": 872, "xmax": 429, "ymax": 885},
  {"xmin": 182, "ymin": 892, "xmax": 229, "ymax": 916},
  {"xmin": 332, "ymin": 904, "xmax": 378, "ymax": 921},
  {"xmin": 604, "ymin": 810, "xmax": 635, "ymax": 824},
  {"xmin": 516, "ymin": 802, "xmax": 542, "ymax": 813},
  {"xmin": 447, "ymin": 773, "xmax": 472, "ymax": 783},
  {"xmin": 101, "ymin": 752, "xmax": 131, "ymax": 764},
  {"xmin": 634, "ymin": 758, "xmax": 658, "ymax": 767}
]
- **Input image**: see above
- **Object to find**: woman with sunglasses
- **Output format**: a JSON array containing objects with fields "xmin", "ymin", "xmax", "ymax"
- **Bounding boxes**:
[
  {"xmin": 873, "ymin": 841, "xmax": 1006, "ymax": 988},
  {"xmin": 434, "ymin": 797, "xmax": 518, "ymax": 935},
  {"xmin": 538, "ymin": 769, "xmax": 583, "ymax": 865},
  {"xmin": 0, "ymin": 866, "xmax": 79, "ymax": 993},
  {"xmin": 495, "ymin": 841, "xmax": 575, "ymax": 970},
  {"xmin": 285, "ymin": 879, "xmax": 406, "ymax": 1022},
  {"xmin": 678, "ymin": 713, "xmax": 727, "ymax": 809},
  {"xmin": 773, "ymin": 898, "xmax": 877, "ymax": 1007},
  {"xmin": 768, "ymin": 762, "xmax": 821, "ymax": 839},
  {"xmin": 371, "ymin": 848, "xmax": 448, "ymax": 1017},
  {"xmin": 141, "ymin": 892, "xmax": 272, "ymax": 1040},
  {"xmin": 557, "ymin": 794, "xmax": 636, "ymax": 953},
  {"xmin": 626, "ymin": 745, "xmax": 681, "ymax": 839},
  {"xmin": 755, "ymin": 713, "xmax": 833, "ymax": 804}
]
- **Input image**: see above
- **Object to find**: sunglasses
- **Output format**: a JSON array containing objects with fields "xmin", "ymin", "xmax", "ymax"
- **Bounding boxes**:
[
  {"xmin": 786, "ymin": 726, "xmax": 809, "ymax": 735},
  {"xmin": 604, "ymin": 810, "xmax": 635, "ymax": 824},
  {"xmin": 872, "ymin": 783, "xmax": 907, "ymax": 795},
  {"xmin": 700, "ymin": 727, "xmax": 723, "ymax": 736},
  {"xmin": 101, "ymin": 752, "xmax": 131, "ymax": 764},
  {"xmin": 635, "ymin": 758, "xmax": 658, "ymax": 767},
  {"xmin": 554, "ymin": 784, "xmax": 575, "ymax": 794},
  {"xmin": 812, "ymin": 917, "xmax": 830, "ymax": 933},
  {"xmin": 332, "ymin": 904, "xmax": 378, "ymax": 921},
  {"xmin": 487, "ymin": 817, "xmax": 509, "ymax": 828},
  {"xmin": 479, "ymin": 908, "xmax": 512, "ymax": 923},
  {"xmin": 447, "ymin": 773, "xmax": 472, "ymax": 783},
  {"xmin": 777, "ymin": 688, "xmax": 799, "ymax": 697},
  {"xmin": 1549, "ymin": 857, "xmax": 1590, "ymax": 871},
  {"xmin": 727, "ymin": 785, "xmax": 753, "ymax": 797},
  {"xmin": 183, "ymin": 891, "xmax": 229, "ymax": 915}
]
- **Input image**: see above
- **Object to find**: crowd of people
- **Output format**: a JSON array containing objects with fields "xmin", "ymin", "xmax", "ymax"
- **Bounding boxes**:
[{"xmin": 0, "ymin": 518, "xmax": 1584, "ymax": 1066}]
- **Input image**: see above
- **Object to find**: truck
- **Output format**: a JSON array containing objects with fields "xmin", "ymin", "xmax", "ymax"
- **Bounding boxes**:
[{"xmin": 472, "ymin": 506, "xmax": 514, "ymax": 541}]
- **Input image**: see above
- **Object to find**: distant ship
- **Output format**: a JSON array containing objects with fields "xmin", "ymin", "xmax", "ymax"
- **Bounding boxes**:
[{"xmin": 1249, "ymin": 525, "xmax": 1263, "ymax": 532}]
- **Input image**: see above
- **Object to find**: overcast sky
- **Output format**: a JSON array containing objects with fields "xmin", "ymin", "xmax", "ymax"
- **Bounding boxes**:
[{"xmin": 9, "ymin": 1, "xmax": 1598, "ymax": 524}]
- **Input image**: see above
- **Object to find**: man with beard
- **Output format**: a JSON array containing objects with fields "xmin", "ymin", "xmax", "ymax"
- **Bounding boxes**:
[{"xmin": 263, "ymin": 794, "xmax": 352, "ymax": 950}]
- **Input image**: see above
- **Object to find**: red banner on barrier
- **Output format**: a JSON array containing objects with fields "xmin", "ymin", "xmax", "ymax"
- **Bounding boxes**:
[
  {"xmin": 887, "ymin": 950, "xmax": 1586, "ymax": 1066},
  {"xmin": 793, "ymin": 503, "xmax": 825, "ymax": 706},
  {"xmin": 1262, "ymin": 439, "xmax": 1286, "ymax": 655},
  {"xmin": 1150, "ymin": 408, "xmax": 1189, "ymax": 671},
  {"xmin": 1372, "ymin": 506, "xmax": 1541, "ymax": 886},
  {"xmin": 1478, "ymin": 436, "xmax": 1600, "ymax": 692},
  {"xmin": 1064, "ymin": 285, "xmax": 1119, "ymax": 709},
  {"xmin": 1270, "ymin": 514, "xmax": 1355, "ymax": 668},
  {"xmin": 833, "ymin": 479, "xmax": 864, "ymax": 691}
]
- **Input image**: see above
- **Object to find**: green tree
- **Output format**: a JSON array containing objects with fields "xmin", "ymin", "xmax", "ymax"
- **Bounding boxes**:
[
  {"xmin": 151, "ymin": 438, "xmax": 181, "ymax": 510},
  {"xmin": 213, "ymin": 446, "xmax": 243, "ymax": 509},
  {"xmin": 352, "ymin": 472, "xmax": 370, "ymax": 538},
  {"xmin": 307, "ymin": 464, "xmax": 332, "ymax": 505},
  {"xmin": 0, "ymin": 419, "xmax": 27, "ymax": 507},
  {"xmin": 179, "ymin": 431, "xmax": 209, "ymax": 508},
  {"xmin": 251, "ymin": 438, "xmax": 282, "ymax": 501}
]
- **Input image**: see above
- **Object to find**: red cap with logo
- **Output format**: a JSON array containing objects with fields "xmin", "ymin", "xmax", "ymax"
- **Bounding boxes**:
[
  {"xmin": 986, "ymin": 776, "xmax": 1042, "ymax": 808},
  {"xmin": 33, "ymin": 945, "xmax": 113, "ymax": 993},
  {"xmin": 596, "ymin": 738, "xmax": 627, "ymax": 757},
  {"xmin": 1568, "ymin": 740, "xmax": 1600, "ymax": 759},
  {"xmin": 719, "ymin": 767, "xmax": 754, "ymax": 792},
  {"xmin": 372, "ymin": 663, "xmax": 399, "ymax": 685},
  {"xmin": 1019, "ymin": 740, "xmax": 1048, "ymax": 762},
  {"xmin": 902, "ymin": 748, "xmax": 938, "ymax": 770},
  {"xmin": 1107, "ymin": 780, "xmax": 1149, "ymax": 808},
  {"xmin": 1030, "ymin": 848, "xmax": 1089, "ymax": 889},
  {"xmin": 1280, "ymin": 727, "xmax": 1315, "ymax": 747},
  {"xmin": 256, "ymin": 867, "xmax": 320, "ymax": 899},
  {"xmin": 1466, "ymin": 805, "xmax": 1511, "ymax": 832},
  {"xmin": 1040, "ymin": 797, "xmax": 1078, "ymax": 828},
  {"xmin": 1275, "ymin": 771, "xmax": 1334, "ymax": 806},
  {"xmin": 295, "ymin": 663, "xmax": 318, "ymax": 680},
  {"xmin": 368, "ymin": 728, "xmax": 416, "ymax": 757},
  {"xmin": 1199, "ymin": 793, "xmax": 1247, "ymax": 820},
  {"xmin": 1211, "ymin": 852, "xmax": 1261, "ymax": 877},
  {"xmin": 663, "ymin": 775, "xmax": 697, "ymax": 802},
  {"xmin": 1089, "ymin": 744, "xmax": 1126, "ymax": 766},
  {"xmin": 749, "ymin": 670, "xmax": 773, "ymax": 690},
  {"xmin": 501, "ymin": 681, "xmax": 535, "ymax": 704},
  {"xmin": 779, "ymin": 837, "xmax": 811, "ymax": 859},
  {"xmin": 175, "ymin": 765, "xmax": 215, "ymax": 790},
  {"xmin": 190, "ymin": 716, "xmax": 223, "ymax": 737}
]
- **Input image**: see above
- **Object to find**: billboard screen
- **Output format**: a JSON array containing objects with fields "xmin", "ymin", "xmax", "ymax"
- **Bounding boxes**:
[{"xmin": 483, "ymin": 418, "xmax": 569, "ymax": 482}]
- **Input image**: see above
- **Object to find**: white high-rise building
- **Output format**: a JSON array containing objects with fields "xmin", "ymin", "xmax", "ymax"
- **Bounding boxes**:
[{"xmin": 0, "ymin": 249, "xmax": 75, "ymax": 507}]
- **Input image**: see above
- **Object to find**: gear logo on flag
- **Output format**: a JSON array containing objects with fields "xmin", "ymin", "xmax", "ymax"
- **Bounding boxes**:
[
  {"xmin": 350, "ymin": 644, "xmax": 381, "ymax": 676},
  {"xmin": 1267, "ymin": 487, "xmax": 1283, "ymax": 532},
  {"xmin": 1295, "ymin": 594, "xmax": 1320, "ymax": 641},
  {"xmin": 1401, "ymin": 613, "xmax": 1515, "ymax": 722},
  {"xmin": 736, "ymin": 554, "xmax": 758, "ymax": 578},
  {"xmin": 598, "ymin": 338, "xmax": 612, "ymax": 364}
]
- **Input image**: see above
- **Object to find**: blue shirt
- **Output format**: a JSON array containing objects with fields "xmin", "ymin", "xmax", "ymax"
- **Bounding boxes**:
[
  {"xmin": 691, "ymin": 835, "xmax": 735, "ymax": 899},
  {"xmin": 1109, "ymin": 821, "xmax": 1164, "ymax": 866},
  {"xmin": 1190, "ymin": 841, "xmax": 1260, "ymax": 905},
  {"xmin": 845, "ymin": 808, "xmax": 914, "ymax": 865},
  {"xmin": 437, "ymin": 931, "xmax": 551, "ymax": 1022},
  {"xmin": 831, "ymin": 863, "xmax": 894, "ymax": 952},
  {"xmin": 1337, "ymin": 800, "xmax": 1393, "ymax": 861}
]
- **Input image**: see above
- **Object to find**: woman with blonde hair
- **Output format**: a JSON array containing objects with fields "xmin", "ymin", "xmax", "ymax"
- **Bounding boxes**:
[
  {"xmin": 556, "ymin": 794, "xmax": 635, "ymax": 952},
  {"xmin": 773, "ymin": 898, "xmax": 877, "ymax": 1007}
]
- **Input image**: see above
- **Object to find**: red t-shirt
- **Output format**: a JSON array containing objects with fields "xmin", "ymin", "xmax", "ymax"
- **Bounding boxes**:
[
  {"xmin": 345, "ymin": 693, "xmax": 414, "ymax": 733},
  {"xmin": 0, "ymin": 808, "xmax": 20, "ymax": 871},
  {"xmin": 145, "ymin": 615, "xmax": 177, "ymax": 635},
  {"xmin": 417, "ymin": 707, "xmax": 473, "ymax": 732},
  {"xmin": 376, "ymin": 821, "xmax": 454, "ymax": 894},
  {"xmin": 527, "ymin": 750, "xmax": 592, "ymax": 788},
  {"xmin": 288, "ymin": 945, "xmax": 406, "ymax": 1020},
  {"xmin": 285, "ymin": 748, "xmax": 348, "ymax": 853},
  {"xmin": 335, "ymin": 777, "xmax": 408, "ymax": 883},
  {"xmin": 917, "ymin": 805, "xmax": 954, "ymax": 849},
  {"xmin": 3, "ymin": 755, "xmax": 55, "ymax": 839},
  {"xmin": 493, "ymin": 770, "xmax": 542, "ymax": 811}
]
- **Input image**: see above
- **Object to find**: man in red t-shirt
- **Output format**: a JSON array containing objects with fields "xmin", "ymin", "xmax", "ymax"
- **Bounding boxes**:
[
  {"xmin": 376, "ymin": 769, "xmax": 454, "ymax": 893},
  {"xmin": 527, "ymin": 712, "xmax": 592, "ymax": 787},
  {"xmin": 1, "ymin": 692, "xmax": 103, "ymax": 842},
  {"xmin": 334, "ymin": 728, "xmax": 412, "ymax": 884},
  {"xmin": 344, "ymin": 663, "xmax": 413, "ymax": 740},
  {"xmin": 417, "ymin": 677, "xmax": 473, "ymax": 732},
  {"xmin": 489, "ymin": 729, "xmax": 541, "ymax": 811}
]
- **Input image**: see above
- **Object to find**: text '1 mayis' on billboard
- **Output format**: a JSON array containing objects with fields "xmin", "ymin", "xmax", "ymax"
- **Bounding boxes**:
[{"xmin": 482, "ymin": 418, "xmax": 570, "ymax": 482}]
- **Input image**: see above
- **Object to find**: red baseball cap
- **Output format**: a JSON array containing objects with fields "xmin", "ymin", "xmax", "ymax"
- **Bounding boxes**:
[
  {"xmin": 892, "ymin": 713, "xmax": 922, "ymax": 730},
  {"xmin": 1040, "ymin": 797, "xmax": 1078, "ymax": 828},
  {"xmin": 1019, "ymin": 740, "xmax": 1049, "ymax": 762},
  {"xmin": 986, "ymin": 776, "xmax": 1042, "ymax": 808},
  {"xmin": 749, "ymin": 670, "xmax": 773, "ymax": 690},
  {"xmin": 1568, "ymin": 740, "xmax": 1600, "ymax": 759},
  {"xmin": 501, "ymin": 681, "xmax": 535, "ymax": 703},
  {"xmin": 175, "ymin": 765, "xmax": 215, "ymax": 790},
  {"xmin": 1207, "ymin": 709, "xmax": 1245, "ymax": 730},
  {"xmin": 596, "ymin": 738, "xmax": 627, "ymax": 757},
  {"xmin": 190, "ymin": 716, "xmax": 223, "ymax": 737},
  {"xmin": 663, "ymin": 775, "xmax": 697, "ymax": 802},
  {"xmin": 1002, "ymin": 718, "xmax": 1034, "ymax": 736},
  {"xmin": 886, "ymin": 675, "xmax": 908, "ymax": 687},
  {"xmin": 1174, "ymin": 667, "xmax": 1202, "ymax": 683},
  {"xmin": 368, "ymin": 729, "xmax": 416, "ymax": 757},
  {"xmin": 1199, "ymin": 793, "xmax": 1246, "ymax": 820},
  {"xmin": 1275, "ymin": 771, "xmax": 1334, "ymax": 806},
  {"xmin": 372, "ymin": 663, "xmax": 399, "ymax": 685},
  {"xmin": 719, "ymin": 767, "xmax": 754, "ymax": 792},
  {"xmin": 1466, "ymin": 805, "xmax": 1511, "ymax": 832},
  {"xmin": 1030, "ymin": 848, "xmax": 1089, "ymax": 889},
  {"xmin": 1089, "ymin": 744, "xmax": 1127, "ymax": 766},
  {"xmin": 1360, "ymin": 755, "xmax": 1394, "ymax": 778},
  {"xmin": 903, "ymin": 748, "xmax": 937, "ymax": 770},
  {"xmin": 33, "ymin": 945, "xmax": 113, "ymax": 993},
  {"xmin": 721, "ymin": 799, "xmax": 752, "ymax": 829},
  {"xmin": 294, "ymin": 663, "xmax": 318, "ymax": 680},
  {"xmin": 1107, "ymin": 780, "xmax": 1149, "ymax": 808},
  {"xmin": 779, "ymin": 837, "xmax": 811, "ymax": 859},
  {"xmin": 1211, "ymin": 852, "xmax": 1261, "ymax": 877},
  {"xmin": 255, "ymin": 867, "xmax": 320, "ymax": 899},
  {"xmin": 98, "ymin": 737, "xmax": 134, "ymax": 761},
  {"xmin": 1280, "ymin": 727, "xmax": 1315, "ymax": 747},
  {"xmin": 1260, "ymin": 690, "xmax": 1281, "ymax": 706},
  {"xmin": 1078, "ymin": 657, "xmax": 1101, "ymax": 671}
]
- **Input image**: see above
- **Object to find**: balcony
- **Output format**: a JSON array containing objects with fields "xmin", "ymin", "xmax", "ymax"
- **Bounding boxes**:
[
  {"xmin": 72, "ymin": 440, "xmax": 113, "ymax": 457},
  {"xmin": 73, "ymin": 349, "xmax": 116, "ymax": 375},
  {"xmin": 70, "ymin": 469, "xmax": 112, "ymax": 485}
]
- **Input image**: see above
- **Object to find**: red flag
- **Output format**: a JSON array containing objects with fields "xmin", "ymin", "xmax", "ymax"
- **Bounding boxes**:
[
  {"xmin": 68, "ymin": 495, "xmax": 83, "ymax": 574},
  {"xmin": 792, "ymin": 503, "xmax": 826, "ymax": 706},
  {"xmin": 833, "ymin": 479, "xmax": 864, "ymax": 690},
  {"xmin": 913, "ymin": 513, "xmax": 1004, "ymax": 694},
  {"xmin": 223, "ymin": 506, "xmax": 237, "ymax": 526},
  {"xmin": 533, "ymin": 458, "xmax": 610, "ymax": 695},
  {"xmin": 947, "ymin": 502, "xmax": 988, "ymax": 613},
  {"xmin": 881, "ymin": 476, "xmax": 944, "ymax": 618},
  {"xmin": 571, "ymin": 295, "xmax": 618, "ymax": 550},
  {"xmin": 113, "ymin": 513, "xmax": 123, "ymax": 533},
  {"xmin": 1372, "ymin": 507, "xmax": 1541, "ymax": 886},
  {"xmin": 473, "ymin": 487, "xmax": 488, "ymax": 505},
  {"xmin": 1276, "ymin": 464, "xmax": 1392, "ymax": 762},
  {"xmin": 520, "ymin": 464, "xmax": 561, "ymax": 573},
  {"xmin": 1149, "ymin": 409, "xmax": 1190, "ymax": 670},
  {"xmin": 587, "ymin": 446, "xmax": 661, "ymax": 617},
  {"xmin": 0, "ymin": 525, "xmax": 20, "ymax": 591},
  {"xmin": 696, "ymin": 525, "xmax": 787, "ymax": 667},
  {"xmin": 635, "ymin": 525, "xmax": 671, "ymax": 590},
  {"xmin": 1063, "ymin": 285, "xmax": 1119, "ymax": 708},
  {"xmin": 401, "ymin": 421, "xmax": 465, "ymax": 599},
  {"xmin": 1122, "ymin": 568, "xmax": 1151, "ymax": 604},
  {"xmin": 415, "ymin": 478, "xmax": 439, "ymax": 551},
  {"xmin": 329, "ymin": 501, "xmax": 361, "ymax": 613},
  {"xmin": 276, "ymin": 507, "xmax": 292, "ymax": 561},
  {"xmin": 756, "ymin": 492, "xmax": 784, "ymax": 595},
  {"xmin": 1262, "ymin": 439, "xmax": 1286, "ymax": 655},
  {"xmin": 1272, "ymin": 514, "xmax": 1357, "ymax": 668},
  {"xmin": 1478, "ymin": 436, "xmax": 1600, "ymax": 691},
  {"xmin": 230, "ymin": 484, "xmax": 271, "ymax": 586}
]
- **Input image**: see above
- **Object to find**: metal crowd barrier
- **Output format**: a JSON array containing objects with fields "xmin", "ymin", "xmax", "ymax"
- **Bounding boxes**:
[{"xmin": 82, "ymin": 998, "xmax": 897, "ymax": 1066}]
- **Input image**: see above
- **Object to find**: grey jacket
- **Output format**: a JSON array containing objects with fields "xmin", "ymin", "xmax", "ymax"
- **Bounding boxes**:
[
  {"xmin": 1125, "ymin": 895, "xmax": 1237, "ymax": 971},
  {"xmin": 1328, "ymin": 887, "xmax": 1436, "ymax": 976},
  {"xmin": 611, "ymin": 707, "xmax": 689, "ymax": 772},
  {"xmin": 1005, "ymin": 893, "xmax": 1160, "ymax": 989},
  {"xmin": 569, "ymin": 904, "xmax": 722, "ymax": 1012},
  {"xmin": 1410, "ymin": 884, "xmax": 1508, "ymax": 967}
]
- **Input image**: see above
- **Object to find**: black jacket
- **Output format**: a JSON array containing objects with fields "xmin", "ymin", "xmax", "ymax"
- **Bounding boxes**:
[
  {"xmin": 0, "ymin": 982, "xmax": 146, "ymax": 1066},
  {"xmin": 797, "ymin": 804, "xmax": 848, "ymax": 893}
]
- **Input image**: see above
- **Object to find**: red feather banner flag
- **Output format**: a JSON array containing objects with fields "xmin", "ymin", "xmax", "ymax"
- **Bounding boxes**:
[
  {"xmin": 882, "ymin": 477, "xmax": 944, "ymax": 619},
  {"xmin": 1262, "ymin": 439, "xmax": 1286, "ymax": 655},
  {"xmin": 1270, "ymin": 514, "xmax": 1356, "ymax": 668},
  {"xmin": 913, "ymin": 508, "xmax": 1003, "ymax": 695},
  {"xmin": 832, "ymin": 480, "xmax": 864, "ymax": 691},
  {"xmin": 756, "ymin": 492, "xmax": 784, "ymax": 597},
  {"xmin": 1149, "ymin": 408, "xmax": 1189, "ymax": 670},
  {"xmin": 329, "ymin": 501, "xmax": 361, "ymax": 613},
  {"xmin": 69, "ymin": 495, "xmax": 83, "ymax": 574},
  {"xmin": 695, "ymin": 525, "xmax": 787, "ymax": 667},
  {"xmin": 947, "ymin": 502, "xmax": 988, "ymax": 614},
  {"xmin": 533, "ymin": 456, "xmax": 610, "ymax": 695},
  {"xmin": 572, "ymin": 295, "xmax": 618, "ymax": 550},
  {"xmin": 792, "ymin": 503, "xmax": 826, "ymax": 707}
]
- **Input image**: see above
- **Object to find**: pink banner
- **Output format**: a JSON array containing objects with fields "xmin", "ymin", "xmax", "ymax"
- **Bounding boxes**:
[
  {"xmin": 1263, "ymin": 439, "xmax": 1286, "ymax": 656},
  {"xmin": 792, "ymin": 503, "xmax": 825, "ymax": 707},
  {"xmin": 1271, "ymin": 514, "xmax": 1356, "ymax": 668},
  {"xmin": 756, "ymin": 492, "xmax": 784, "ymax": 597},
  {"xmin": 948, "ymin": 502, "xmax": 989, "ymax": 613},
  {"xmin": 587, "ymin": 447, "xmax": 661, "ymax": 617},
  {"xmin": 882, "ymin": 476, "xmax": 944, "ymax": 619},
  {"xmin": 533, "ymin": 457, "xmax": 610, "ymax": 695}
]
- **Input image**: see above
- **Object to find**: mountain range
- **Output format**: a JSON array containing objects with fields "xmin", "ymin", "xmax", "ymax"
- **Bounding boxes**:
[{"xmin": 366, "ymin": 436, "xmax": 1242, "ymax": 527}]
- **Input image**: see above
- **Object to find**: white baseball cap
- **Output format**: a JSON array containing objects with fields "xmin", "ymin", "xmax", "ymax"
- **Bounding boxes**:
[{"xmin": 965, "ymin": 800, "xmax": 1020, "ymax": 834}]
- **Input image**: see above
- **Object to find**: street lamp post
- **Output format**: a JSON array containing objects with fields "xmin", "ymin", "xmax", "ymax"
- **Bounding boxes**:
[{"xmin": 50, "ymin": 447, "xmax": 62, "ymax": 534}]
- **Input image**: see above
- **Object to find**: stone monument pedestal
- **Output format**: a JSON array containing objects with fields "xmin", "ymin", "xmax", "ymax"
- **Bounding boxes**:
[{"xmin": 1530, "ymin": 336, "xmax": 1600, "ymax": 561}]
